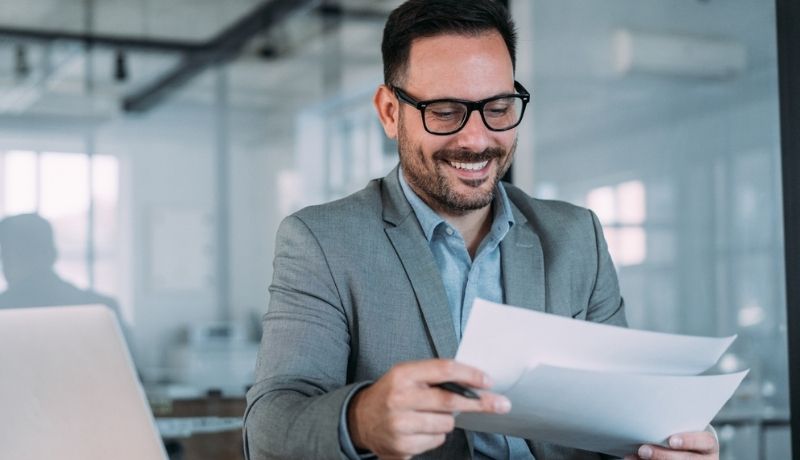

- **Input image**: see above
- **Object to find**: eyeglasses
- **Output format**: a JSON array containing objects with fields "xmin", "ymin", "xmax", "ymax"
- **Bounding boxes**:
[{"xmin": 392, "ymin": 81, "xmax": 530, "ymax": 135}]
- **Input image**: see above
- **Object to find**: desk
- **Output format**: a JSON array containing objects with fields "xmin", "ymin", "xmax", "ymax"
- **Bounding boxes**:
[{"xmin": 153, "ymin": 394, "xmax": 246, "ymax": 460}]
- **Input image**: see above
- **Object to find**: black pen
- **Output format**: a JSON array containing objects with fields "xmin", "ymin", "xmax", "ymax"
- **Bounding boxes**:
[{"xmin": 434, "ymin": 381, "xmax": 481, "ymax": 400}]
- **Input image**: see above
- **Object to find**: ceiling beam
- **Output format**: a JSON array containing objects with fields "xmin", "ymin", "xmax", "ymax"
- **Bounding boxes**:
[
  {"xmin": 0, "ymin": 1, "xmax": 383, "ymax": 113},
  {"xmin": 123, "ymin": 0, "xmax": 318, "ymax": 112},
  {"xmin": 0, "ymin": 26, "xmax": 205, "ymax": 54},
  {"xmin": 316, "ymin": 4, "xmax": 390, "ymax": 22}
]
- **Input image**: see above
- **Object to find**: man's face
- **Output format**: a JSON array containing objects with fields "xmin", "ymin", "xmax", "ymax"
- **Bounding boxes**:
[{"xmin": 394, "ymin": 31, "xmax": 518, "ymax": 215}]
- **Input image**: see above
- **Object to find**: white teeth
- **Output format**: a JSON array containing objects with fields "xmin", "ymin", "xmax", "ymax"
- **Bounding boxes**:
[{"xmin": 449, "ymin": 160, "xmax": 489, "ymax": 171}]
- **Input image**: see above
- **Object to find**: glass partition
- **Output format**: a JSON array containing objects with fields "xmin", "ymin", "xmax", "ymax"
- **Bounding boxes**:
[{"xmin": 515, "ymin": 0, "xmax": 790, "ymax": 458}]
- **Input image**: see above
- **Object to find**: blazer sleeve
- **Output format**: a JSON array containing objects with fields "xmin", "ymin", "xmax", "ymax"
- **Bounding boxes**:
[{"xmin": 244, "ymin": 215, "xmax": 362, "ymax": 460}]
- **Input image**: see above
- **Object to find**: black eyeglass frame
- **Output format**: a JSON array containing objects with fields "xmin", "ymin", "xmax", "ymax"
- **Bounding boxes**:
[{"xmin": 392, "ymin": 81, "xmax": 531, "ymax": 136}]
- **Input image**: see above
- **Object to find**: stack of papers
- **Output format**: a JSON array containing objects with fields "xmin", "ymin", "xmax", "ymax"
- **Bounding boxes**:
[{"xmin": 454, "ymin": 298, "xmax": 748, "ymax": 458}]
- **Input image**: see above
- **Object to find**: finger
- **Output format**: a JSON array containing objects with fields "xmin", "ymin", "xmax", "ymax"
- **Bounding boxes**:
[
  {"xmin": 456, "ymin": 391, "xmax": 512, "ymax": 414},
  {"xmin": 408, "ymin": 386, "xmax": 511, "ymax": 414},
  {"xmin": 637, "ymin": 444, "xmax": 705, "ymax": 460},
  {"xmin": 667, "ymin": 431, "xmax": 718, "ymax": 453},
  {"xmin": 395, "ymin": 359, "xmax": 492, "ymax": 389}
]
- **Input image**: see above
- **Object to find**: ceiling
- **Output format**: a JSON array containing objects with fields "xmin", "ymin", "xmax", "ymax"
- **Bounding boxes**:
[
  {"xmin": 0, "ymin": 0, "xmax": 780, "ymax": 145},
  {"xmin": 0, "ymin": 0, "xmax": 401, "ymax": 116},
  {"xmin": 0, "ymin": 0, "xmax": 264, "ymax": 41}
]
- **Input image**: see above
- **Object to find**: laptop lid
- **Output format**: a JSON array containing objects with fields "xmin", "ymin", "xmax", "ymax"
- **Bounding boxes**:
[{"xmin": 0, "ymin": 305, "xmax": 167, "ymax": 460}]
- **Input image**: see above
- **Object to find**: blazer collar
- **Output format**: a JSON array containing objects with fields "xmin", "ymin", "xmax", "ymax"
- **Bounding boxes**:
[
  {"xmin": 501, "ymin": 198, "xmax": 546, "ymax": 313},
  {"xmin": 381, "ymin": 166, "xmax": 460, "ymax": 359},
  {"xmin": 380, "ymin": 168, "xmax": 547, "ymax": 358},
  {"xmin": 381, "ymin": 165, "xmax": 413, "ymax": 226}
]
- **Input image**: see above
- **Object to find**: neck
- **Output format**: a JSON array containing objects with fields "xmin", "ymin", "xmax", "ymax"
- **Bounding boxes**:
[
  {"xmin": 432, "ymin": 203, "xmax": 493, "ymax": 259},
  {"xmin": 400, "ymin": 172, "xmax": 496, "ymax": 258}
]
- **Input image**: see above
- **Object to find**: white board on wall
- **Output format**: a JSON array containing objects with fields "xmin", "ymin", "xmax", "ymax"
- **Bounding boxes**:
[{"xmin": 148, "ymin": 207, "xmax": 214, "ymax": 293}]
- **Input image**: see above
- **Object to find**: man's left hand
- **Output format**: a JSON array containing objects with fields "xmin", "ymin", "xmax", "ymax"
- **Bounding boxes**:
[{"xmin": 624, "ymin": 431, "xmax": 718, "ymax": 460}]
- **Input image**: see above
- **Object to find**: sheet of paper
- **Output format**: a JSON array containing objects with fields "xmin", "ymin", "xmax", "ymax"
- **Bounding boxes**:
[
  {"xmin": 456, "ymin": 365, "xmax": 748, "ymax": 458},
  {"xmin": 455, "ymin": 298, "xmax": 736, "ymax": 391}
]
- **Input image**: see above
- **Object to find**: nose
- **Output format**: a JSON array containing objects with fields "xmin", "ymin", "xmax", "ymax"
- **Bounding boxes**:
[{"xmin": 453, "ymin": 110, "xmax": 492, "ymax": 153}]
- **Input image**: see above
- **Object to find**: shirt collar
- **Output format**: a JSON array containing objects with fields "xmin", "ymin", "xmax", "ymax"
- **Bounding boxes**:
[{"xmin": 397, "ymin": 166, "xmax": 515, "ymax": 243}]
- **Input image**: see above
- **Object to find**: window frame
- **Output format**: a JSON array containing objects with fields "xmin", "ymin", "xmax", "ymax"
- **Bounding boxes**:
[
  {"xmin": 776, "ymin": 0, "xmax": 800, "ymax": 455},
  {"xmin": 0, "ymin": 149, "xmax": 118, "ymax": 293}
]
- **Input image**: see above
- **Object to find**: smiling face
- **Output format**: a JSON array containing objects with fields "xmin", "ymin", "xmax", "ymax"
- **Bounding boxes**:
[{"xmin": 374, "ymin": 30, "xmax": 518, "ymax": 216}]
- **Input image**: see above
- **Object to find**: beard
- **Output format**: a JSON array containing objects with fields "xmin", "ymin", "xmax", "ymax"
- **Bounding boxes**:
[{"xmin": 397, "ymin": 120, "xmax": 516, "ymax": 215}]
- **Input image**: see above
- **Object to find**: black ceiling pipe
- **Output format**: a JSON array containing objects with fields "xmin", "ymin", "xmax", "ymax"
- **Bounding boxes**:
[
  {"xmin": 123, "ymin": 0, "xmax": 317, "ymax": 112},
  {"xmin": 0, "ymin": 26, "xmax": 204, "ymax": 53}
]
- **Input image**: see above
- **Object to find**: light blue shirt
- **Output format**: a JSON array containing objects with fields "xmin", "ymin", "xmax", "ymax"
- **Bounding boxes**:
[
  {"xmin": 338, "ymin": 169, "xmax": 535, "ymax": 460},
  {"xmin": 398, "ymin": 169, "xmax": 512, "ymax": 338},
  {"xmin": 399, "ymin": 169, "xmax": 534, "ymax": 460}
]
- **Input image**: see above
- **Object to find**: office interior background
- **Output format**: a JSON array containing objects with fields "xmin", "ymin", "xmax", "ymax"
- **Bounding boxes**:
[{"xmin": 0, "ymin": 0, "xmax": 791, "ymax": 459}]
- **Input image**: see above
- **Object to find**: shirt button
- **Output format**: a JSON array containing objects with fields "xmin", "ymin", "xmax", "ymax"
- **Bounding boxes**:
[{"xmin": 446, "ymin": 227, "xmax": 454, "ymax": 236}]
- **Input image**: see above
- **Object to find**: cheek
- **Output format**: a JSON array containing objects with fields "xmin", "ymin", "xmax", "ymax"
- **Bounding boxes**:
[
  {"xmin": 404, "ymin": 134, "xmax": 447, "ymax": 164},
  {"xmin": 421, "ymin": 141, "xmax": 454, "ymax": 167},
  {"xmin": 498, "ymin": 132, "xmax": 517, "ymax": 151},
  {"xmin": 411, "ymin": 145, "xmax": 437, "ymax": 167}
]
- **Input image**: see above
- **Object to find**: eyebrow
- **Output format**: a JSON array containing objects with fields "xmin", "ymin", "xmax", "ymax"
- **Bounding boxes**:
[{"xmin": 406, "ymin": 87, "xmax": 517, "ymax": 101}]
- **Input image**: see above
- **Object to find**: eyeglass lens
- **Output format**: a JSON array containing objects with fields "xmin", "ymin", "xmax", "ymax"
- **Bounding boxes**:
[{"xmin": 424, "ymin": 96, "xmax": 524, "ymax": 134}]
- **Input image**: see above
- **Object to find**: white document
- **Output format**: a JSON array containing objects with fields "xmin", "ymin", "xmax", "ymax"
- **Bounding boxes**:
[{"xmin": 454, "ymin": 298, "xmax": 748, "ymax": 457}]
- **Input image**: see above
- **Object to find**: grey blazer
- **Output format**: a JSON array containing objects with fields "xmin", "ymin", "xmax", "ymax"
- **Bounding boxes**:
[{"xmin": 244, "ymin": 167, "xmax": 627, "ymax": 460}]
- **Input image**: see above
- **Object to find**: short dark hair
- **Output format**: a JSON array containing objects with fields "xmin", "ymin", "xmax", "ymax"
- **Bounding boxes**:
[{"xmin": 381, "ymin": 0, "xmax": 517, "ymax": 86}]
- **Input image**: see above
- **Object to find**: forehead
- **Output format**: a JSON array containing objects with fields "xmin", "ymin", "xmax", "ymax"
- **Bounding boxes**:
[{"xmin": 404, "ymin": 31, "xmax": 514, "ymax": 99}]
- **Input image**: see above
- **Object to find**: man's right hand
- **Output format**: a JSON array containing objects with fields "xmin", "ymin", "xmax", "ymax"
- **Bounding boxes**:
[{"xmin": 346, "ymin": 359, "xmax": 511, "ymax": 459}]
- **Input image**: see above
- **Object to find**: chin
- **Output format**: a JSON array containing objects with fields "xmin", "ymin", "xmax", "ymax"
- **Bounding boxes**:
[{"xmin": 446, "ymin": 189, "xmax": 496, "ymax": 212}]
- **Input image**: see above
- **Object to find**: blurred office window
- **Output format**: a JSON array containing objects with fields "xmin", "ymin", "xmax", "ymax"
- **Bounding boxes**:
[
  {"xmin": 90, "ymin": 155, "xmax": 120, "ymax": 296},
  {"xmin": 292, "ymin": 89, "xmax": 397, "ymax": 210},
  {"xmin": 586, "ymin": 180, "xmax": 647, "ymax": 267},
  {"xmin": 40, "ymin": 152, "xmax": 90, "ymax": 288},
  {"xmin": 3, "ymin": 150, "xmax": 37, "ymax": 215},
  {"xmin": 517, "ymin": 0, "xmax": 789, "ymax": 458},
  {"xmin": 0, "ymin": 149, "xmax": 119, "ymax": 296}
]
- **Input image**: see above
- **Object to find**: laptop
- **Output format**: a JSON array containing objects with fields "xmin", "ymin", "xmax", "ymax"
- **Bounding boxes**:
[{"xmin": 0, "ymin": 305, "xmax": 168, "ymax": 460}]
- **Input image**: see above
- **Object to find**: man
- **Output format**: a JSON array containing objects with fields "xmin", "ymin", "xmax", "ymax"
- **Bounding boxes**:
[
  {"xmin": 245, "ymin": 1, "xmax": 719, "ymax": 459},
  {"xmin": 0, "ymin": 213, "xmax": 137, "ymax": 364},
  {"xmin": 0, "ymin": 213, "xmax": 118, "ymax": 312}
]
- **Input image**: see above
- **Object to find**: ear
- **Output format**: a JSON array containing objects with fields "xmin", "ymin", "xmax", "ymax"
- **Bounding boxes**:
[{"xmin": 373, "ymin": 84, "xmax": 399, "ymax": 139}]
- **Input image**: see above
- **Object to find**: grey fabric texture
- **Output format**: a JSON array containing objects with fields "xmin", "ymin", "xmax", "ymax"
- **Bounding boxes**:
[{"xmin": 244, "ymin": 166, "xmax": 627, "ymax": 460}]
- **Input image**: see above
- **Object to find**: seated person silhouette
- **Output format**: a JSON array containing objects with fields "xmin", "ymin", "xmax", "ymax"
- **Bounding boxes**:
[{"xmin": 0, "ymin": 213, "xmax": 119, "ymax": 313}]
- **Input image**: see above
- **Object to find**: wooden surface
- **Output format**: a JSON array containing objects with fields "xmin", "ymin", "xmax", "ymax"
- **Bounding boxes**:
[{"xmin": 155, "ymin": 394, "xmax": 246, "ymax": 460}]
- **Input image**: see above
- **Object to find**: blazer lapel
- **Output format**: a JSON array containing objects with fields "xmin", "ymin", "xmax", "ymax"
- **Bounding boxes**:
[
  {"xmin": 501, "ymin": 204, "xmax": 546, "ymax": 313},
  {"xmin": 382, "ymin": 167, "xmax": 459, "ymax": 359}
]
